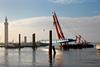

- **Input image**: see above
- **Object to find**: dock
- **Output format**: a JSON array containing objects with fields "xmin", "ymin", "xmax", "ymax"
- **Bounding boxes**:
[{"xmin": 0, "ymin": 42, "xmax": 48, "ymax": 49}]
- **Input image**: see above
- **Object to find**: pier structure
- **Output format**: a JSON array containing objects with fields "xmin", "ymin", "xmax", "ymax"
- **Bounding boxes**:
[
  {"xmin": 32, "ymin": 33, "xmax": 36, "ymax": 49},
  {"xmin": 4, "ymin": 17, "xmax": 8, "ymax": 47},
  {"xmin": 49, "ymin": 30, "xmax": 52, "ymax": 63},
  {"xmin": 19, "ymin": 34, "xmax": 21, "ymax": 49},
  {"xmin": 24, "ymin": 36, "xmax": 27, "ymax": 44}
]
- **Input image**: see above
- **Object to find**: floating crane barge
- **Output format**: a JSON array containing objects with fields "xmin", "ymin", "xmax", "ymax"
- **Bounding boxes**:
[{"xmin": 52, "ymin": 12, "xmax": 94, "ymax": 49}]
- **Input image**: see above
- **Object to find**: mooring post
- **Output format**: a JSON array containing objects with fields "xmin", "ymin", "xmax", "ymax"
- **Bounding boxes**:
[
  {"xmin": 32, "ymin": 33, "xmax": 36, "ymax": 50},
  {"xmin": 49, "ymin": 30, "xmax": 52, "ymax": 63},
  {"xmin": 24, "ymin": 36, "xmax": 27, "ymax": 45},
  {"xmin": 19, "ymin": 34, "xmax": 21, "ymax": 49}
]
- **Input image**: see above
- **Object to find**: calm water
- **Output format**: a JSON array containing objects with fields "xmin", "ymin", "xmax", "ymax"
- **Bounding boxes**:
[{"xmin": 0, "ymin": 46, "xmax": 100, "ymax": 67}]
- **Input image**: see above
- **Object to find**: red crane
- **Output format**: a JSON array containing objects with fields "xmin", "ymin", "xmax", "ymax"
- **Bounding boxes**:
[
  {"xmin": 75, "ymin": 35, "xmax": 87, "ymax": 44},
  {"xmin": 52, "ymin": 12, "xmax": 65, "ymax": 40}
]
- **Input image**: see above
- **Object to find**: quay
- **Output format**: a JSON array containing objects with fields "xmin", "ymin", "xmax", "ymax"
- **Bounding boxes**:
[{"xmin": 0, "ymin": 43, "xmax": 48, "ymax": 49}]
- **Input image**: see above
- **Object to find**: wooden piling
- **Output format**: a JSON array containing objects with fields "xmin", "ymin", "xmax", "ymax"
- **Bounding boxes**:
[
  {"xmin": 19, "ymin": 34, "xmax": 21, "ymax": 49},
  {"xmin": 24, "ymin": 36, "xmax": 27, "ymax": 44},
  {"xmin": 49, "ymin": 30, "xmax": 52, "ymax": 63},
  {"xmin": 32, "ymin": 33, "xmax": 36, "ymax": 49}
]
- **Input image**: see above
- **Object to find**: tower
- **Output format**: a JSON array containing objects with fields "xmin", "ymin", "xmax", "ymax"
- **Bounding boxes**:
[{"xmin": 4, "ymin": 17, "xmax": 8, "ymax": 47}]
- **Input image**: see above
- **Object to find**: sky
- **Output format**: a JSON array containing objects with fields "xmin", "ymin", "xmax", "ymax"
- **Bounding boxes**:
[{"xmin": 0, "ymin": 0, "xmax": 100, "ymax": 43}]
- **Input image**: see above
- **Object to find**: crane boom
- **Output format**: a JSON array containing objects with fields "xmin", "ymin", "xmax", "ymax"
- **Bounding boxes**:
[{"xmin": 52, "ymin": 12, "xmax": 65, "ymax": 40}]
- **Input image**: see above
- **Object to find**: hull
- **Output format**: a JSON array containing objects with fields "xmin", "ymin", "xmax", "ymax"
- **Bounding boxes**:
[{"xmin": 60, "ymin": 43, "xmax": 94, "ymax": 49}]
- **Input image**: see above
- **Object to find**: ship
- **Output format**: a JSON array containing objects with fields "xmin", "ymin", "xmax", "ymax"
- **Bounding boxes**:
[{"xmin": 52, "ymin": 11, "xmax": 94, "ymax": 49}]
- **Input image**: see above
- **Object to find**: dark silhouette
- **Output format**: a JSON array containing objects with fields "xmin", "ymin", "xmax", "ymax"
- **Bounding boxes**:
[
  {"xmin": 52, "ymin": 46, "xmax": 56, "ymax": 55},
  {"xmin": 49, "ymin": 30, "xmax": 52, "ymax": 64}
]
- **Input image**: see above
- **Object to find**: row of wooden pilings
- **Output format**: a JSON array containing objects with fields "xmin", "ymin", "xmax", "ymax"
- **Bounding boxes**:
[
  {"xmin": 18, "ymin": 33, "xmax": 36, "ymax": 50},
  {"xmin": 18, "ymin": 30, "xmax": 53, "ymax": 64}
]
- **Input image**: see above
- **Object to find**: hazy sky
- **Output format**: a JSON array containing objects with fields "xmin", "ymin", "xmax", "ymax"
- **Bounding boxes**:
[{"xmin": 0, "ymin": 0, "xmax": 100, "ymax": 42}]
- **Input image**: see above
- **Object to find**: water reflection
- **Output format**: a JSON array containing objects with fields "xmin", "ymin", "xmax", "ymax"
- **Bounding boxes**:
[
  {"xmin": 5, "ymin": 49, "xmax": 9, "ymax": 67},
  {"xmin": 96, "ymin": 44, "xmax": 100, "ymax": 50},
  {"xmin": 1, "ymin": 46, "xmax": 100, "ymax": 67},
  {"xmin": 96, "ymin": 50, "xmax": 100, "ymax": 59},
  {"xmin": 18, "ymin": 49, "xmax": 21, "ymax": 67},
  {"xmin": 54, "ymin": 50, "xmax": 63, "ymax": 67},
  {"xmin": 53, "ymin": 52, "xmax": 56, "ymax": 59},
  {"xmin": 96, "ymin": 44, "xmax": 100, "ymax": 60},
  {"xmin": 32, "ymin": 49, "xmax": 36, "ymax": 67}
]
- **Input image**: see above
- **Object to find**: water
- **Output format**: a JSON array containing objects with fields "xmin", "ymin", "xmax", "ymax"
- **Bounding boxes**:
[{"xmin": 0, "ymin": 46, "xmax": 100, "ymax": 67}]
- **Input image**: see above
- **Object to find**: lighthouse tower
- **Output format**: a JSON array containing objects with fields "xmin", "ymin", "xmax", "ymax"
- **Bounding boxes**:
[{"xmin": 4, "ymin": 17, "xmax": 8, "ymax": 47}]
